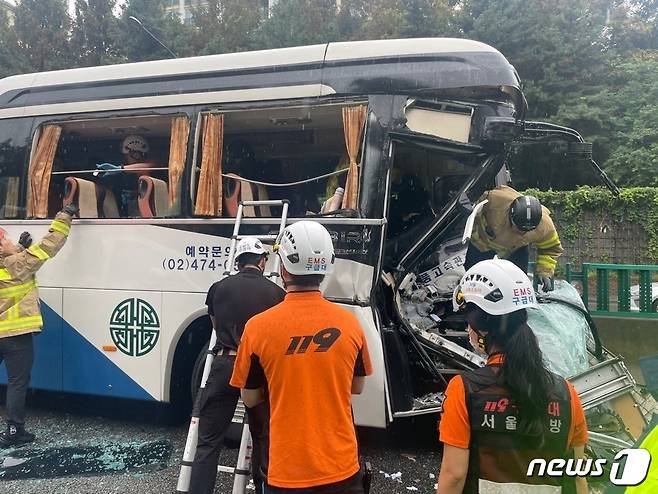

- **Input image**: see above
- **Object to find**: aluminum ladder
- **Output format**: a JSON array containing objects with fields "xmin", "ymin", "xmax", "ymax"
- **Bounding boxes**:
[{"xmin": 176, "ymin": 199, "xmax": 289, "ymax": 494}]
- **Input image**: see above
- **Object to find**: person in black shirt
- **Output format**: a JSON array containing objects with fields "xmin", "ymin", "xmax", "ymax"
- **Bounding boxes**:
[{"xmin": 189, "ymin": 238, "xmax": 285, "ymax": 494}]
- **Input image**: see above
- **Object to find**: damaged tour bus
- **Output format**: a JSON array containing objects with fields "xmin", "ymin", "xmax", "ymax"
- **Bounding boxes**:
[{"xmin": 0, "ymin": 38, "xmax": 649, "ymax": 453}]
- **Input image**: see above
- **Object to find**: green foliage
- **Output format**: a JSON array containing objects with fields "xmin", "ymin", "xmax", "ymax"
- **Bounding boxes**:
[
  {"xmin": 355, "ymin": 0, "xmax": 455, "ymax": 40},
  {"xmin": 72, "ymin": 0, "xmax": 123, "ymax": 66},
  {"xmin": 258, "ymin": 0, "xmax": 340, "ymax": 48},
  {"xmin": 460, "ymin": 0, "xmax": 609, "ymax": 118},
  {"xmin": 554, "ymin": 51, "xmax": 658, "ymax": 186},
  {"xmin": 192, "ymin": 0, "xmax": 264, "ymax": 55},
  {"xmin": 0, "ymin": 0, "xmax": 657, "ymax": 190},
  {"xmin": 525, "ymin": 187, "xmax": 658, "ymax": 262},
  {"xmin": 119, "ymin": 0, "xmax": 177, "ymax": 61},
  {"xmin": 0, "ymin": 10, "xmax": 29, "ymax": 79},
  {"xmin": 13, "ymin": 0, "xmax": 72, "ymax": 72}
]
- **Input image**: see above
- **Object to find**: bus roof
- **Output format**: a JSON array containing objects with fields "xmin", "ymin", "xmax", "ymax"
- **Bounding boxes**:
[{"xmin": 0, "ymin": 38, "xmax": 525, "ymax": 118}]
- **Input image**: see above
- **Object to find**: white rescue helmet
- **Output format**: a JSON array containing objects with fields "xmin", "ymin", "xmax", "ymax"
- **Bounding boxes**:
[
  {"xmin": 453, "ymin": 258, "xmax": 538, "ymax": 315},
  {"xmin": 235, "ymin": 237, "xmax": 267, "ymax": 261},
  {"xmin": 275, "ymin": 221, "xmax": 335, "ymax": 276},
  {"xmin": 122, "ymin": 135, "xmax": 150, "ymax": 155}
]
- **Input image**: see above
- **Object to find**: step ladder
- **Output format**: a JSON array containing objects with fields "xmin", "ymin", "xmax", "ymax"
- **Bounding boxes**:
[{"xmin": 177, "ymin": 199, "xmax": 289, "ymax": 494}]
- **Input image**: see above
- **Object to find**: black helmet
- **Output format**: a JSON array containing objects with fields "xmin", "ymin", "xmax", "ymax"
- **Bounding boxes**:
[{"xmin": 509, "ymin": 195, "xmax": 542, "ymax": 231}]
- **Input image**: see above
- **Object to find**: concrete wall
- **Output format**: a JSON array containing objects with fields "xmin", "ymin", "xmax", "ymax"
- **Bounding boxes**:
[
  {"xmin": 594, "ymin": 316, "xmax": 658, "ymax": 386},
  {"xmin": 551, "ymin": 210, "xmax": 651, "ymax": 266}
]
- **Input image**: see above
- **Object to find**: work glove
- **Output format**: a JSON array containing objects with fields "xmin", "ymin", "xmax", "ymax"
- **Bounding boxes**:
[
  {"xmin": 96, "ymin": 162, "xmax": 122, "ymax": 172},
  {"xmin": 537, "ymin": 274, "xmax": 555, "ymax": 292},
  {"xmin": 18, "ymin": 232, "xmax": 32, "ymax": 249},
  {"xmin": 61, "ymin": 204, "xmax": 79, "ymax": 217},
  {"xmin": 94, "ymin": 162, "xmax": 123, "ymax": 178}
]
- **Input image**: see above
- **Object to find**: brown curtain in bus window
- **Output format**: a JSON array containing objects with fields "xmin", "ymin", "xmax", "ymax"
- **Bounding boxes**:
[
  {"xmin": 27, "ymin": 125, "xmax": 62, "ymax": 218},
  {"xmin": 167, "ymin": 116, "xmax": 190, "ymax": 208},
  {"xmin": 3, "ymin": 177, "xmax": 20, "ymax": 218},
  {"xmin": 194, "ymin": 113, "xmax": 224, "ymax": 216},
  {"xmin": 341, "ymin": 105, "xmax": 367, "ymax": 210}
]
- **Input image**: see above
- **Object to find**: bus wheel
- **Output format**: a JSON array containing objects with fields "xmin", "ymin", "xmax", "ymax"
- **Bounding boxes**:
[
  {"xmin": 190, "ymin": 344, "xmax": 208, "ymax": 403},
  {"xmin": 170, "ymin": 317, "xmax": 211, "ymax": 419}
]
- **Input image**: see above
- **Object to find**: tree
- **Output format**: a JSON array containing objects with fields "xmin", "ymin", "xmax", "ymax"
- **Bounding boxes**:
[
  {"xmin": 554, "ymin": 52, "xmax": 658, "ymax": 186},
  {"xmin": 459, "ymin": 0, "xmax": 611, "ymax": 118},
  {"xmin": 192, "ymin": 0, "xmax": 264, "ymax": 55},
  {"xmin": 336, "ymin": 0, "xmax": 368, "ymax": 40},
  {"xmin": 71, "ymin": 0, "xmax": 123, "ymax": 66},
  {"xmin": 0, "ymin": 10, "xmax": 29, "ymax": 79},
  {"xmin": 602, "ymin": 1, "xmax": 658, "ymax": 54},
  {"xmin": 357, "ymin": 0, "xmax": 455, "ymax": 40},
  {"xmin": 13, "ymin": 0, "xmax": 73, "ymax": 72},
  {"xmin": 258, "ymin": 0, "xmax": 340, "ymax": 49},
  {"xmin": 119, "ymin": 0, "xmax": 180, "ymax": 61},
  {"xmin": 629, "ymin": 0, "xmax": 658, "ymax": 48}
]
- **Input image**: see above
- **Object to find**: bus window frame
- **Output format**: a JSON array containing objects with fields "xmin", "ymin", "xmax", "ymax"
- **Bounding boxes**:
[
  {"xmin": 28, "ymin": 110, "xmax": 195, "ymax": 220},
  {"xmin": 189, "ymin": 98, "xmax": 370, "ymax": 218},
  {"xmin": 393, "ymin": 150, "xmax": 505, "ymax": 274},
  {"xmin": 0, "ymin": 116, "xmax": 35, "ymax": 220}
]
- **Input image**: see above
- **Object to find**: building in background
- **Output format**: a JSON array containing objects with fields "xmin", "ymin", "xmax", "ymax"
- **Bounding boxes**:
[{"xmin": 164, "ymin": 0, "xmax": 278, "ymax": 24}]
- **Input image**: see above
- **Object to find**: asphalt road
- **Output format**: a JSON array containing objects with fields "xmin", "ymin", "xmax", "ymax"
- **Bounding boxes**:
[{"xmin": 0, "ymin": 394, "xmax": 441, "ymax": 494}]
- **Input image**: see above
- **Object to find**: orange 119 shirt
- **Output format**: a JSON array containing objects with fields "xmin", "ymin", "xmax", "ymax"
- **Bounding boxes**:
[{"xmin": 230, "ymin": 291, "xmax": 373, "ymax": 488}]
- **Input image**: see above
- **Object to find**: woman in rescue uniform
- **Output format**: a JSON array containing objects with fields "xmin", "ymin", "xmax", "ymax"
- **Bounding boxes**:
[{"xmin": 437, "ymin": 258, "xmax": 589, "ymax": 494}]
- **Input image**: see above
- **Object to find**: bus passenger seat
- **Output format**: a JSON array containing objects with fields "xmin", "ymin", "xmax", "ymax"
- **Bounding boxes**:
[
  {"xmin": 138, "ymin": 176, "xmax": 168, "ymax": 217},
  {"xmin": 223, "ymin": 173, "xmax": 271, "ymax": 217},
  {"xmin": 63, "ymin": 177, "xmax": 99, "ymax": 218},
  {"xmin": 97, "ymin": 186, "xmax": 120, "ymax": 218},
  {"xmin": 254, "ymin": 184, "xmax": 271, "ymax": 217}
]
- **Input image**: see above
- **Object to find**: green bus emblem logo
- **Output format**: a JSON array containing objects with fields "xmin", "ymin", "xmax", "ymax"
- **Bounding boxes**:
[{"xmin": 110, "ymin": 298, "xmax": 160, "ymax": 357}]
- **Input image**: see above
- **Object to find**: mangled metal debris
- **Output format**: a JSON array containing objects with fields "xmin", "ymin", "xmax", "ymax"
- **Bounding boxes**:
[{"xmin": 391, "ymin": 233, "xmax": 655, "ymax": 454}]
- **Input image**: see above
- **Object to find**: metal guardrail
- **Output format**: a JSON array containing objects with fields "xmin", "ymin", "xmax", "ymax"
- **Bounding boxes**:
[{"xmin": 565, "ymin": 263, "xmax": 658, "ymax": 318}]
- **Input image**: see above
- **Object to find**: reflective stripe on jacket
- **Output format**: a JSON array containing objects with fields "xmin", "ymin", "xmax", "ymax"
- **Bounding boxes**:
[
  {"xmin": 470, "ymin": 186, "xmax": 564, "ymax": 277},
  {"xmin": 0, "ymin": 212, "xmax": 72, "ymax": 339}
]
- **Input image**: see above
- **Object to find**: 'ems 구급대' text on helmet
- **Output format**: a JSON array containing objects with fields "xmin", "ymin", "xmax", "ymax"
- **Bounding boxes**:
[
  {"xmin": 453, "ymin": 258, "xmax": 538, "ymax": 316},
  {"xmin": 509, "ymin": 195, "xmax": 542, "ymax": 232},
  {"xmin": 275, "ymin": 221, "xmax": 335, "ymax": 276}
]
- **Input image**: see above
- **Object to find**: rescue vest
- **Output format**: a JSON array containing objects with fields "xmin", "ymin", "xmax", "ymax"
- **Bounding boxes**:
[
  {"xmin": 616, "ymin": 419, "xmax": 658, "ymax": 493},
  {"xmin": 462, "ymin": 365, "xmax": 575, "ymax": 494}
]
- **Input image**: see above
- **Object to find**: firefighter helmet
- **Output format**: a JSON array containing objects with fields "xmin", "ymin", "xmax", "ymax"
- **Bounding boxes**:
[
  {"xmin": 121, "ymin": 135, "xmax": 150, "ymax": 156},
  {"xmin": 453, "ymin": 258, "xmax": 538, "ymax": 315},
  {"xmin": 509, "ymin": 195, "xmax": 542, "ymax": 232},
  {"xmin": 275, "ymin": 221, "xmax": 335, "ymax": 276}
]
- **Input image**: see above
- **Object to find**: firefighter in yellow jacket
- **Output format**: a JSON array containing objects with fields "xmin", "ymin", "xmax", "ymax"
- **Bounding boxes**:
[
  {"xmin": 465, "ymin": 185, "xmax": 563, "ymax": 291},
  {"xmin": 0, "ymin": 204, "xmax": 76, "ymax": 448}
]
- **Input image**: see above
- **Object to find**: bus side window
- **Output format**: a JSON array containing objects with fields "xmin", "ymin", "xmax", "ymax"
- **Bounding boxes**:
[
  {"xmin": 36, "ymin": 115, "xmax": 189, "ymax": 219},
  {"xmin": 0, "ymin": 118, "xmax": 33, "ymax": 219},
  {"xmin": 193, "ymin": 105, "xmax": 362, "ymax": 218},
  {"xmin": 386, "ymin": 144, "xmax": 474, "ymax": 253}
]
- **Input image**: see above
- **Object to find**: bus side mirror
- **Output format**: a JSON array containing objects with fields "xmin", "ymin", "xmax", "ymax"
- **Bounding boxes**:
[{"xmin": 481, "ymin": 116, "xmax": 524, "ymax": 147}]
